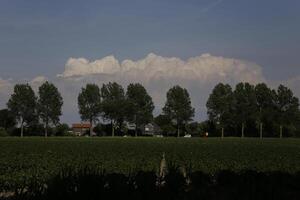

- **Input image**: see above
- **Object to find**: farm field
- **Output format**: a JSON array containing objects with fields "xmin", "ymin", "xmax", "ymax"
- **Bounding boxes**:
[
  {"xmin": 0, "ymin": 137, "xmax": 300, "ymax": 178},
  {"xmin": 0, "ymin": 137, "xmax": 299, "ymax": 197}
]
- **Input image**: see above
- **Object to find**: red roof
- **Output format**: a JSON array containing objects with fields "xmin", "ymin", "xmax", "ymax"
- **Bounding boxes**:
[{"xmin": 72, "ymin": 123, "xmax": 91, "ymax": 128}]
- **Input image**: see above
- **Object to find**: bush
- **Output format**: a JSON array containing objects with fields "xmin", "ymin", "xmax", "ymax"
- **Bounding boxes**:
[
  {"xmin": 55, "ymin": 124, "xmax": 70, "ymax": 136},
  {"xmin": 0, "ymin": 127, "xmax": 8, "ymax": 137}
]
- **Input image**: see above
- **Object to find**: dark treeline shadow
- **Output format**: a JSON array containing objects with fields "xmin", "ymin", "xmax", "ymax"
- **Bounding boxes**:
[{"xmin": 1, "ymin": 165, "xmax": 299, "ymax": 200}]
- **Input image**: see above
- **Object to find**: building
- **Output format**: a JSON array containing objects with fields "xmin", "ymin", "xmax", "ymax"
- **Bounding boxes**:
[
  {"xmin": 144, "ymin": 123, "xmax": 162, "ymax": 136},
  {"xmin": 72, "ymin": 123, "xmax": 91, "ymax": 136}
]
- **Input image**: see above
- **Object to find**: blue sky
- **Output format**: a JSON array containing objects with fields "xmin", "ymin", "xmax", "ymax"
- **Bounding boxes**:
[
  {"xmin": 0, "ymin": 0, "xmax": 299, "ymax": 80},
  {"xmin": 0, "ymin": 0, "xmax": 300, "ymax": 123}
]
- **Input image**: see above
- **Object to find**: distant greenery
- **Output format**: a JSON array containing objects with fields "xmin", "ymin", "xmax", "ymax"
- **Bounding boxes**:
[
  {"xmin": 38, "ymin": 81, "xmax": 63, "ymax": 137},
  {"xmin": 207, "ymin": 83, "xmax": 300, "ymax": 137},
  {"xmin": 0, "ymin": 137, "xmax": 299, "ymax": 197},
  {"xmin": 1, "ymin": 81, "xmax": 300, "ymax": 137}
]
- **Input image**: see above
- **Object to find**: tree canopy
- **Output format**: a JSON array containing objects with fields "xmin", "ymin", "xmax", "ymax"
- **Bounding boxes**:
[
  {"xmin": 0, "ymin": 109, "xmax": 16, "ymax": 130},
  {"xmin": 7, "ymin": 84, "xmax": 37, "ymax": 137},
  {"xmin": 206, "ymin": 83, "xmax": 234, "ymax": 137},
  {"xmin": 206, "ymin": 82, "xmax": 300, "ymax": 137},
  {"xmin": 78, "ymin": 84, "xmax": 102, "ymax": 136},
  {"xmin": 163, "ymin": 85, "xmax": 195, "ymax": 137},
  {"xmin": 126, "ymin": 83, "xmax": 154, "ymax": 136},
  {"xmin": 101, "ymin": 82, "xmax": 126, "ymax": 136},
  {"xmin": 38, "ymin": 81, "xmax": 63, "ymax": 137}
]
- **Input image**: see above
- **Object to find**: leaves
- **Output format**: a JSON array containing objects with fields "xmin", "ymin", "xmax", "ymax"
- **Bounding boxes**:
[
  {"xmin": 7, "ymin": 84, "xmax": 37, "ymax": 132},
  {"xmin": 38, "ymin": 81, "xmax": 63, "ymax": 127},
  {"xmin": 126, "ymin": 83, "xmax": 154, "ymax": 127},
  {"xmin": 163, "ymin": 86, "xmax": 195, "ymax": 132},
  {"xmin": 78, "ymin": 84, "xmax": 101, "ymax": 123}
]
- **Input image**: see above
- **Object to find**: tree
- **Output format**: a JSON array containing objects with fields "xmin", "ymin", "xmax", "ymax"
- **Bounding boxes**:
[
  {"xmin": 275, "ymin": 85, "xmax": 299, "ymax": 138},
  {"xmin": 254, "ymin": 83, "xmax": 276, "ymax": 138},
  {"xmin": 206, "ymin": 83, "xmax": 234, "ymax": 138},
  {"xmin": 186, "ymin": 122, "xmax": 201, "ymax": 136},
  {"xmin": 126, "ymin": 83, "xmax": 154, "ymax": 136},
  {"xmin": 54, "ymin": 123, "xmax": 70, "ymax": 136},
  {"xmin": 38, "ymin": 81, "xmax": 63, "ymax": 137},
  {"xmin": 233, "ymin": 83, "xmax": 257, "ymax": 137},
  {"xmin": 162, "ymin": 86, "xmax": 195, "ymax": 137},
  {"xmin": 78, "ymin": 84, "xmax": 101, "ymax": 136},
  {"xmin": 0, "ymin": 109, "xmax": 16, "ymax": 131},
  {"xmin": 101, "ymin": 82, "xmax": 126, "ymax": 136},
  {"xmin": 154, "ymin": 114, "xmax": 176, "ymax": 136},
  {"xmin": 7, "ymin": 84, "xmax": 37, "ymax": 137}
]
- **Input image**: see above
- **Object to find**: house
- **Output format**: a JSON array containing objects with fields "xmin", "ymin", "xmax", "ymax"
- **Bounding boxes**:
[
  {"xmin": 144, "ymin": 123, "xmax": 162, "ymax": 136},
  {"xmin": 72, "ymin": 123, "xmax": 91, "ymax": 136},
  {"xmin": 124, "ymin": 122, "xmax": 162, "ymax": 136}
]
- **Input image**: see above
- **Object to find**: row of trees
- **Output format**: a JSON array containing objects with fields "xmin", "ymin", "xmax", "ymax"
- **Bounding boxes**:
[
  {"xmin": 206, "ymin": 83, "xmax": 300, "ymax": 138},
  {"xmin": 1, "ymin": 81, "xmax": 299, "ymax": 137},
  {"xmin": 78, "ymin": 83, "xmax": 154, "ymax": 136},
  {"xmin": 5, "ymin": 82, "xmax": 63, "ymax": 137},
  {"xmin": 77, "ymin": 83, "xmax": 195, "ymax": 137}
]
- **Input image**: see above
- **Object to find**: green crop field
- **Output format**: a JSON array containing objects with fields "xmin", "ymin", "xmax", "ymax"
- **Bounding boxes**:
[{"xmin": 0, "ymin": 137, "xmax": 300, "ymax": 189}]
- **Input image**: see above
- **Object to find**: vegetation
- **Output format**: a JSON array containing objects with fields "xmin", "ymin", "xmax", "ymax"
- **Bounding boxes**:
[
  {"xmin": 37, "ymin": 81, "xmax": 63, "ymax": 137},
  {"xmin": 0, "ymin": 137, "xmax": 299, "ymax": 199},
  {"xmin": 126, "ymin": 83, "xmax": 154, "ymax": 136},
  {"xmin": 78, "ymin": 84, "xmax": 102, "ymax": 136},
  {"xmin": 1, "ymin": 81, "xmax": 300, "ymax": 137},
  {"xmin": 7, "ymin": 84, "xmax": 37, "ymax": 137},
  {"xmin": 206, "ymin": 83, "xmax": 300, "ymax": 138},
  {"xmin": 162, "ymin": 86, "xmax": 195, "ymax": 137},
  {"xmin": 101, "ymin": 82, "xmax": 127, "ymax": 136}
]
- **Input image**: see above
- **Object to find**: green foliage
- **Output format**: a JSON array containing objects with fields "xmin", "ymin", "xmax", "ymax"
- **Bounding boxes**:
[
  {"xmin": 101, "ymin": 82, "xmax": 127, "ymax": 136},
  {"xmin": 234, "ymin": 83, "xmax": 257, "ymax": 128},
  {"xmin": 275, "ymin": 85, "xmax": 299, "ymax": 126},
  {"xmin": 7, "ymin": 84, "xmax": 37, "ymax": 137},
  {"xmin": 54, "ymin": 123, "xmax": 70, "ymax": 136},
  {"xmin": 163, "ymin": 86, "xmax": 195, "ymax": 137},
  {"xmin": 0, "ymin": 109, "xmax": 16, "ymax": 131},
  {"xmin": 206, "ymin": 83, "xmax": 234, "ymax": 135},
  {"xmin": 78, "ymin": 84, "xmax": 101, "ymax": 135},
  {"xmin": 0, "ymin": 127, "xmax": 8, "ymax": 137},
  {"xmin": 0, "ymin": 137, "xmax": 299, "ymax": 193},
  {"xmin": 126, "ymin": 83, "xmax": 154, "ymax": 135},
  {"xmin": 206, "ymin": 82, "xmax": 300, "ymax": 137},
  {"xmin": 185, "ymin": 122, "xmax": 201, "ymax": 136},
  {"xmin": 38, "ymin": 81, "xmax": 63, "ymax": 136},
  {"xmin": 154, "ymin": 114, "xmax": 176, "ymax": 136}
]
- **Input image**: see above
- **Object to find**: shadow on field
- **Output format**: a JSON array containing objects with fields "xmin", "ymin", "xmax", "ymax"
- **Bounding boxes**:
[{"xmin": 1, "ymin": 165, "xmax": 300, "ymax": 200}]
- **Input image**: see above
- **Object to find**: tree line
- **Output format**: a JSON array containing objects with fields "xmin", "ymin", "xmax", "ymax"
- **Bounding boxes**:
[
  {"xmin": 206, "ymin": 83, "xmax": 300, "ymax": 138},
  {"xmin": 0, "ymin": 81, "xmax": 299, "ymax": 137}
]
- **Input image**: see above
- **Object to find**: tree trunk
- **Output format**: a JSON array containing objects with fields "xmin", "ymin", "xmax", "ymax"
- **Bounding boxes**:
[
  {"xmin": 221, "ymin": 127, "xmax": 224, "ymax": 138},
  {"xmin": 45, "ymin": 119, "xmax": 48, "ymax": 138},
  {"xmin": 177, "ymin": 123, "xmax": 180, "ymax": 138},
  {"xmin": 135, "ymin": 115, "xmax": 138, "ymax": 137},
  {"xmin": 241, "ymin": 123, "xmax": 245, "ymax": 138},
  {"xmin": 259, "ymin": 123, "xmax": 263, "ymax": 139},
  {"xmin": 111, "ymin": 120, "xmax": 114, "ymax": 137},
  {"xmin": 20, "ymin": 121, "xmax": 24, "ymax": 138},
  {"xmin": 90, "ymin": 119, "xmax": 93, "ymax": 137},
  {"xmin": 45, "ymin": 124, "xmax": 48, "ymax": 138},
  {"xmin": 280, "ymin": 125, "xmax": 283, "ymax": 138},
  {"xmin": 135, "ymin": 121, "xmax": 138, "ymax": 137}
]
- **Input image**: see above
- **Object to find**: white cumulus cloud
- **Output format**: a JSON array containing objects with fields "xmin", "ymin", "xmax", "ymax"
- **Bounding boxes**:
[
  {"xmin": 58, "ymin": 53, "xmax": 265, "ymax": 84},
  {"xmin": 53, "ymin": 53, "xmax": 266, "ymax": 122},
  {"xmin": 0, "ymin": 53, "xmax": 272, "ymax": 123}
]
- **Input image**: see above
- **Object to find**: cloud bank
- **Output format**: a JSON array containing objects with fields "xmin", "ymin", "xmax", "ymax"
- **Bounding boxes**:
[
  {"xmin": 58, "ymin": 53, "xmax": 265, "ymax": 84},
  {"xmin": 2, "ymin": 53, "xmax": 299, "ymax": 124}
]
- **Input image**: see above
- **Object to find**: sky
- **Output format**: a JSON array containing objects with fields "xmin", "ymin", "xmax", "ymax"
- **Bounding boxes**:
[{"xmin": 0, "ymin": 0, "xmax": 300, "ymax": 123}]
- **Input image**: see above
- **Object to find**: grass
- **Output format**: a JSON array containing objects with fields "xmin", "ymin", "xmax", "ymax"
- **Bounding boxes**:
[
  {"xmin": 0, "ymin": 137, "xmax": 299, "ymax": 195},
  {"xmin": 0, "ymin": 137, "xmax": 299, "ymax": 176}
]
